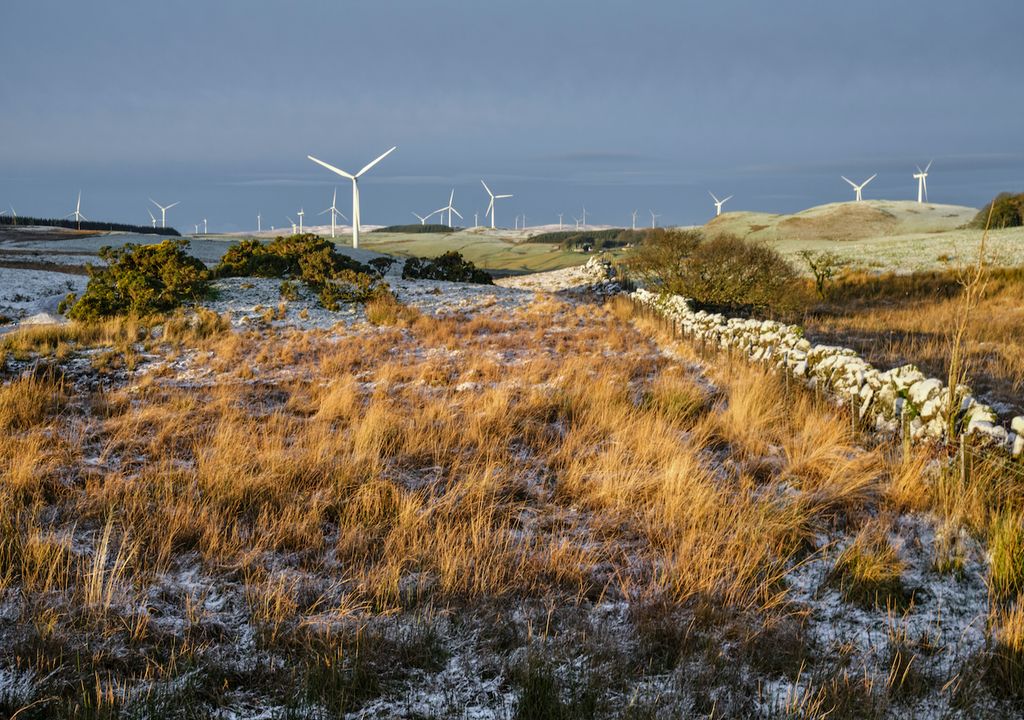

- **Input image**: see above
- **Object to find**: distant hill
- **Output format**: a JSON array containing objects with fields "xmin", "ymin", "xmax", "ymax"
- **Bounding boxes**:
[
  {"xmin": 0, "ymin": 214, "xmax": 179, "ymax": 236},
  {"xmin": 371, "ymin": 224, "xmax": 455, "ymax": 234},
  {"xmin": 704, "ymin": 200, "xmax": 976, "ymax": 243}
]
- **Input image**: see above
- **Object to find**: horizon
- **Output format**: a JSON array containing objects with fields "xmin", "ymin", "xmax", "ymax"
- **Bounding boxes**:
[{"xmin": 2, "ymin": 0, "xmax": 1022, "ymax": 232}]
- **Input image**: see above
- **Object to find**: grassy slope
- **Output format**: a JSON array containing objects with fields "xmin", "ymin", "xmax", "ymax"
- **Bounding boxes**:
[
  {"xmin": 704, "ymin": 200, "xmax": 1024, "ymax": 274},
  {"xmin": 356, "ymin": 228, "xmax": 607, "ymax": 273}
]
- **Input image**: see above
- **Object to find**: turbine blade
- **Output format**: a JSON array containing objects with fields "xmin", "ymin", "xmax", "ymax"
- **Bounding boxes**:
[
  {"xmin": 452, "ymin": 208, "xmax": 463, "ymax": 219},
  {"xmin": 863, "ymin": 174, "xmax": 877, "ymax": 186},
  {"xmin": 167, "ymin": 202, "xmax": 180, "ymax": 209},
  {"xmin": 722, "ymin": 195, "xmax": 733, "ymax": 203},
  {"xmin": 356, "ymin": 146, "xmax": 397, "ymax": 177},
  {"xmin": 308, "ymin": 155, "xmax": 355, "ymax": 180},
  {"xmin": 149, "ymin": 198, "xmax": 161, "ymax": 208},
  {"xmin": 924, "ymin": 160, "xmax": 932, "ymax": 172},
  {"xmin": 480, "ymin": 180, "xmax": 493, "ymax": 197},
  {"xmin": 708, "ymin": 191, "xmax": 719, "ymax": 202},
  {"xmin": 841, "ymin": 176, "xmax": 857, "ymax": 188},
  {"xmin": 319, "ymin": 208, "xmax": 331, "ymax": 215},
  {"xmin": 496, "ymin": 194, "xmax": 513, "ymax": 199}
]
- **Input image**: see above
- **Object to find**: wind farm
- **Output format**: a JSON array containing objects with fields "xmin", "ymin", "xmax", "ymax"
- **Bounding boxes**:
[{"xmin": 3, "ymin": 3, "xmax": 1024, "ymax": 719}]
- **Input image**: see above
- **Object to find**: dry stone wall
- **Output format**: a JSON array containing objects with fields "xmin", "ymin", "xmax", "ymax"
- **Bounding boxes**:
[{"xmin": 631, "ymin": 288, "xmax": 1024, "ymax": 457}]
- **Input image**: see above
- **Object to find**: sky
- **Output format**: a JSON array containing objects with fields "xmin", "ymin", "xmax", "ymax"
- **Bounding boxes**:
[{"xmin": 1, "ymin": 0, "xmax": 1022, "ymax": 233}]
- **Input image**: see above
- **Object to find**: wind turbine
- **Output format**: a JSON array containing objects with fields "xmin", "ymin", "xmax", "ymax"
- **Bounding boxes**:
[
  {"xmin": 558, "ymin": 213, "xmax": 564, "ymax": 230},
  {"xmin": 203, "ymin": 218, "xmax": 208, "ymax": 234},
  {"xmin": 257, "ymin": 212, "xmax": 262, "ymax": 233},
  {"xmin": 9, "ymin": 206, "xmax": 17, "ymax": 225},
  {"xmin": 307, "ymin": 146, "xmax": 398, "ymax": 249},
  {"xmin": 147, "ymin": 209, "xmax": 157, "ymax": 228},
  {"xmin": 631, "ymin": 210, "xmax": 638, "ymax": 230},
  {"xmin": 840, "ymin": 175, "xmax": 875, "ymax": 202},
  {"xmin": 319, "ymin": 188, "xmax": 348, "ymax": 238},
  {"xmin": 66, "ymin": 191, "xmax": 88, "ymax": 229},
  {"xmin": 913, "ymin": 161, "xmax": 932, "ymax": 203},
  {"xmin": 649, "ymin": 210, "xmax": 661, "ymax": 228},
  {"xmin": 435, "ymin": 189, "xmax": 462, "ymax": 227},
  {"xmin": 480, "ymin": 180, "xmax": 513, "ymax": 229},
  {"xmin": 581, "ymin": 206, "xmax": 587, "ymax": 228},
  {"xmin": 287, "ymin": 216, "xmax": 297, "ymax": 234},
  {"xmin": 412, "ymin": 212, "xmax": 429, "ymax": 225},
  {"xmin": 573, "ymin": 216, "xmax": 581, "ymax": 230},
  {"xmin": 194, "ymin": 223, "xmax": 199, "ymax": 234},
  {"xmin": 474, "ymin": 212, "xmax": 479, "ymax": 227},
  {"xmin": 708, "ymin": 191, "xmax": 734, "ymax": 216},
  {"xmin": 150, "ymin": 198, "xmax": 180, "ymax": 229},
  {"xmin": 297, "ymin": 208, "xmax": 304, "ymax": 234}
]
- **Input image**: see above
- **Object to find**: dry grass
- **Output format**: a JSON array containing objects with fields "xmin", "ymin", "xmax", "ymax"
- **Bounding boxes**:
[
  {"xmin": 0, "ymin": 291, "xmax": 1018, "ymax": 716},
  {"xmin": 805, "ymin": 267, "xmax": 1024, "ymax": 415}
]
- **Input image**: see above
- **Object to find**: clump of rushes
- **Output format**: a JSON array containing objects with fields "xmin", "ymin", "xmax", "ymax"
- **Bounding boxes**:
[
  {"xmin": 987, "ymin": 603, "xmax": 1024, "ymax": 699},
  {"xmin": 828, "ymin": 521, "xmax": 909, "ymax": 609},
  {"xmin": 989, "ymin": 511, "xmax": 1024, "ymax": 601}
]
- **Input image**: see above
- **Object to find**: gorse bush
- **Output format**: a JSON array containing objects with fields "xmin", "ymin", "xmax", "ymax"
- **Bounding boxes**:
[
  {"xmin": 971, "ymin": 192, "xmax": 1024, "ymax": 229},
  {"xmin": 625, "ymin": 229, "xmax": 803, "ymax": 315},
  {"xmin": 401, "ymin": 251, "xmax": 493, "ymax": 284},
  {"xmin": 62, "ymin": 239, "xmax": 209, "ymax": 321},
  {"xmin": 214, "ymin": 233, "xmax": 388, "ymax": 310}
]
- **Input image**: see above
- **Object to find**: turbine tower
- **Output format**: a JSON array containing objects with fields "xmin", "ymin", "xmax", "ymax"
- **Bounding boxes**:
[
  {"xmin": 631, "ymin": 210, "xmax": 638, "ymax": 231},
  {"xmin": 257, "ymin": 212, "xmax": 262, "ymax": 233},
  {"xmin": 581, "ymin": 206, "xmax": 587, "ymax": 228},
  {"xmin": 203, "ymin": 218, "xmax": 208, "ymax": 234},
  {"xmin": 66, "ymin": 191, "xmax": 88, "ymax": 229},
  {"xmin": 840, "ymin": 175, "xmax": 876, "ymax": 202},
  {"xmin": 708, "ymin": 191, "xmax": 734, "ymax": 216},
  {"xmin": 913, "ymin": 161, "xmax": 932, "ymax": 204},
  {"xmin": 649, "ymin": 210, "xmax": 661, "ymax": 228},
  {"xmin": 149, "ymin": 198, "xmax": 180, "ymax": 229},
  {"xmin": 319, "ymin": 187, "xmax": 348, "ymax": 238},
  {"xmin": 297, "ymin": 208, "xmax": 304, "ymax": 234},
  {"xmin": 307, "ymin": 146, "xmax": 398, "ymax": 249},
  {"xmin": 480, "ymin": 180, "xmax": 513, "ymax": 229},
  {"xmin": 558, "ymin": 213, "xmax": 564, "ymax": 230}
]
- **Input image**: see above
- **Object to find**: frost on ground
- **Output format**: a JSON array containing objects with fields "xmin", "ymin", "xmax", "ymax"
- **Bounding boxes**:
[
  {"xmin": 0, "ymin": 266, "xmax": 85, "ymax": 325},
  {"xmin": 0, "ymin": 270, "xmax": 1016, "ymax": 719}
]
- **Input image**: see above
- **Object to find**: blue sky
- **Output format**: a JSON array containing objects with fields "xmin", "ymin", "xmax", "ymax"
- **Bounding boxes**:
[{"xmin": 1, "ymin": 0, "xmax": 1022, "ymax": 232}]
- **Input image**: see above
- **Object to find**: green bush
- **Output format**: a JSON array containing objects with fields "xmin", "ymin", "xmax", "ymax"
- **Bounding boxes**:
[
  {"xmin": 971, "ymin": 192, "xmax": 1024, "ymax": 229},
  {"xmin": 214, "ymin": 233, "xmax": 386, "ymax": 309},
  {"xmin": 401, "ymin": 251, "xmax": 493, "ymax": 284},
  {"xmin": 625, "ymin": 230, "xmax": 804, "ymax": 316},
  {"xmin": 63, "ymin": 239, "xmax": 209, "ymax": 321}
]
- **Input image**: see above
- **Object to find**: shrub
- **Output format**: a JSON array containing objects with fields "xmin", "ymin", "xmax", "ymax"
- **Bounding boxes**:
[
  {"xmin": 401, "ymin": 251, "xmax": 493, "ymax": 284},
  {"xmin": 64, "ymin": 239, "xmax": 209, "ymax": 321},
  {"xmin": 799, "ymin": 250, "xmax": 847, "ymax": 301},
  {"xmin": 214, "ymin": 234, "xmax": 387, "ymax": 310},
  {"xmin": 971, "ymin": 192, "xmax": 1024, "ymax": 229},
  {"xmin": 626, "ymin": 230, "xmax": 804, "ymax": 315}
]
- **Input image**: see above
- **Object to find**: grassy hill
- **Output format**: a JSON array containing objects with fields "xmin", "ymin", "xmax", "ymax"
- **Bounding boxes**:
[{"xmin": 705, "ymin": 200, "xmax": 976, "ymax": 243}]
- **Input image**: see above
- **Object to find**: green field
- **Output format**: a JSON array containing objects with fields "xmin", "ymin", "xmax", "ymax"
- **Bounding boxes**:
[{"xmin": 355, "ymin": 227, "xmax": 615, "ymax": 274}]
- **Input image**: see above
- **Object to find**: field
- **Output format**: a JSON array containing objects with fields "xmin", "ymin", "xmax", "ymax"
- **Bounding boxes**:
[{"xmin": 706, "ymin": 200, "xmax": 1024, "ymax": 275}]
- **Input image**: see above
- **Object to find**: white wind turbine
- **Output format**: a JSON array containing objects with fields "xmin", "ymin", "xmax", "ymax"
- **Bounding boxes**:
[
  {"xmin": 557, "ymin": 213, "xmax": 564, "ymax": 230},
  {"xmin": 297, "ymin": 208, "xmax": 304, "ymax": 234},
  {"xmin": 913, "ymin": 161, "xmax": 932, "ymax": 203},
  {"xmin": 147, "ymin": 209, "xmax": 157, "ymax": 228},
  {"xmin": 193, "ymin": 223, "xmax": 199, "ymax": 234},
  {"xmin": 66, "ymin": 191, "xmax": 88, "ymax": 229},
  {"xmin": 708, "ymin": 191, "xmax": 733, "ymax": 216},
  {"xmin": 203, "ymin": 218, "xmax": 208, "ymax": 234},
  {"xmin": 649, "ymin": 210, "xmax": 661, "ymax": 228},
  {"xmin": 412, "ymin": 212, "xmax": 429, "ymax": 225},
  {"xmin": 257, "ymin": 212, "xmax": 262, "ymax": 233},
  {"xmin": 150, "ymin": 198, "xmax": 180, "ymax": 229},
  {"xmin": 631, "ymin": 210, "xmax": 638, "ymax": 231},
  {"xmin": 319, "ymin": 188, "xmax": 348, "ymax": 238},
  {"xmin": 287, "ymin": 216, "xmax": 297, "ymax": 234},
  {"xmin": 840, "ymin": 174, "xmax": 876, "ymax": 202},
  {"xmin": 581, "ymin": 206, "xmax": 587, "ymax": 228},
  {"xmin": 480, "ymin": 180, "xmax": 513, "ymax": 229},
  {"xmin": 307, "ymin": 146, "xmax": 397, "ymax": 249},
  {"xmin": 435, "ymin": 189, "xmax": 462, "ymax": 227}
]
